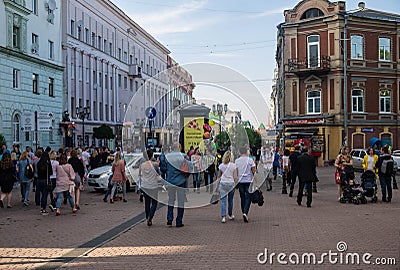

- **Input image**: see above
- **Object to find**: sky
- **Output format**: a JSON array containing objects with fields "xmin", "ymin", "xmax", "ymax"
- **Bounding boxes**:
[{"xmin": 111, "ymin": 0, "xmax": 399, "ymax": 128}]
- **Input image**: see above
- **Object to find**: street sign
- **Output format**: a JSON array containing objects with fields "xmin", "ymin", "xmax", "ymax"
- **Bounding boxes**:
[
  {"xmin": 145, "ymin": 107, "xmax": 157, "ymax": 119},
  {"xmin": 21, "ymin": 111, "xmax": 35, "ymax": 131},
  {"xmin": 37, "ymin": 111, "xmax": 53, "ymax": 131}
]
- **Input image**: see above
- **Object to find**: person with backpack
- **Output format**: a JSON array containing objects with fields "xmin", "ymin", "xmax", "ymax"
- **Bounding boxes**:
[
  {"xmin": 36, "ymin": 151, "xmax": 53, "ymax": 215},
  {"xmin": 68, "ymin": 149, "xmax": 85, "ymax": 209},
  {"xmin": 375, "ymin": 146, "xmax": 394, "ymax": 203},
  {"xmin": 18, "ymin": 151, "xmax": 33, "ymax": 206}
]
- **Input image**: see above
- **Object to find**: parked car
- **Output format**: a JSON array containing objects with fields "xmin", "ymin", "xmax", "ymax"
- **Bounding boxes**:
[
  {"xmin": 87, "ymin": 151, "xmax": 164, "ymax": 192},
  {"xmin": 350, "ymin": 148, "xmax": 398, "ymax": 173},
  {"xmin": 392, "ymin": 150, "xmax": 400, "ymax": 174},
  {"xmin": 87, "ymin": 153, "xmax": 143, "ymax": 192}
]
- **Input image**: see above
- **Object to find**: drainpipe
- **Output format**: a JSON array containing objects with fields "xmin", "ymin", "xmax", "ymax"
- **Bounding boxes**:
[{"xmin": 343, "ymin": 14, "xmax": 348, "ymax": 146}]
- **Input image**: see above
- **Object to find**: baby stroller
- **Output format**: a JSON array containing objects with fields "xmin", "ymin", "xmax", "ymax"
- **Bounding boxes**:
[
  {"xmin": 339, "ymin": 166, "xmax": 363, "ymax": 204},
  {"xmin": 360, "ymin": 170, "xmax": 378, "ymax": 203}
]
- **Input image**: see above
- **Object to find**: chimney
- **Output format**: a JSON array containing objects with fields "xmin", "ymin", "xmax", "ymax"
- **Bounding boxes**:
[{"xmin": 358, "ymin": 2, "xmax": 365, "ymax": 9}]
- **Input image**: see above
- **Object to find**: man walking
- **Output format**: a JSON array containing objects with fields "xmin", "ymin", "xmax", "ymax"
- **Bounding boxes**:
[
  {"xmin": 166, "ymin": 142, "xmax": 193, "ymax": 227},
  {"xmin": 375, "ymin": 146, "xmax": 394, "ymax": 202},
  {"xmin": 288, "ymin": 145, "xmax": 301, "ymax": 197},
  {"xmin": 296, "ymin": 147, "xmax": 316, "ymax": 208}
]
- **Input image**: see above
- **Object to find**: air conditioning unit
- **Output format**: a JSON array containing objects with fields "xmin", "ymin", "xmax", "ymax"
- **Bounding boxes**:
[
  {"xmin": 31, "ymin": 43, "xmax": 39, "ymax": 54},
  {"xmin": 128, "ymin": 64, "xmax": 142, "ymax": 77}
]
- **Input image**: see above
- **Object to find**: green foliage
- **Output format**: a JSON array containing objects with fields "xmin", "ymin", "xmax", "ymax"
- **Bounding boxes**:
[
  {"xmin": 215, "ymin": 131, "xmax": 230, "ymax": 150},
  {"xmin": 93, "ymin": 124, "xmax": 114, "ymax": 139}
]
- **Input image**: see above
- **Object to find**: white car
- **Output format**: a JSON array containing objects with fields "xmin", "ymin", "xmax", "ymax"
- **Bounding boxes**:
[
  {"xmin": 87, "ymin": 153, "xmax": 143, "ymax": 192},
  {"xmin": 392, "ymin": 150, "xmax": 400, "ymax": 174},
  {"xmin": 350, "ymin": 148, "xmax": 398, "ymax": 173}
]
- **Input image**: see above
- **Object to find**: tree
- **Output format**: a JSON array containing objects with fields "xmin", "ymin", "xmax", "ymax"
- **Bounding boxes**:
[
  {"xmin": 215, "ymin": 131, "xmax": 230, "ymax": 150},
  {"xmin": 93, "ymin": 124, "xmax": 114, "ymax": 140}
]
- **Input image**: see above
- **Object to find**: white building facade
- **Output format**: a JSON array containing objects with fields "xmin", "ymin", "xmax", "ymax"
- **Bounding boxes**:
[
  {"xmin": 0, "ymin": 0, "xmax": 64, "ymax": 150},
  {"xmin": 62, "ymin": 0, "xmax": 170, "ymax": 149}
]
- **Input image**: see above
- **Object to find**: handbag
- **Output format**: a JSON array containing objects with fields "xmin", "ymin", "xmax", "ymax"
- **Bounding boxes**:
[
  {"xmin": 335, "ymin": 171, "xmax": 341, "ymax": 184},
  {"xmin": 210, "ymin": 192, "xmax": 220, "ymax": 205}
]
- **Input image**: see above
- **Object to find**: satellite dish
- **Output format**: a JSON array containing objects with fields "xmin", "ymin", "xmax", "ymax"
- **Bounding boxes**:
[{"xmin": 48, "ymin": 0, "xmax": 56, "ymax": 11}]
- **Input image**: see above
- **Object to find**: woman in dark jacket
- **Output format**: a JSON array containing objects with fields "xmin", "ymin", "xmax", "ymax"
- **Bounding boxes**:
[
  {"xmin": 36, "ymin": 151, "xmax": 53, "ymax": 215},
  {"xmin": 89, "ymin": 149, "xmax": 101, "ymax": 171},
  {"xmin": 0, "ymin": 152, "xmax": 15, "ymax": 208},
  {"xmin": 68, "ymin": 149, "xmax": 85, "ymax": 210}
]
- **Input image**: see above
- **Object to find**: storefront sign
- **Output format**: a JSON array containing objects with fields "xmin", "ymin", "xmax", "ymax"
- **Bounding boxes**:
[
  {"xmin": 283, "ymin": 118, "xmax": 324, "ymax": 125},
  {"xmin": 361, "ymin": 128, "xmax": 373, "ymax": 133}
]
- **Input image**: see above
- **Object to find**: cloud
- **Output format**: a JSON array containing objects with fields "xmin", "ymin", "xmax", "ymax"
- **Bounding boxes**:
[
  {"xmin": 127, "ymin": 0, "xmax": 218, "ymax": 35},
  {"xmin": 249, "ymin": 7, "xmax": 288, "ymax": 18}
]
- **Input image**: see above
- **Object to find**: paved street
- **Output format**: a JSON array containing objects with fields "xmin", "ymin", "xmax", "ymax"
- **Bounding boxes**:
[{"xmin": 0, "ymin": 166, "xmax": 399, "ymax": 269}]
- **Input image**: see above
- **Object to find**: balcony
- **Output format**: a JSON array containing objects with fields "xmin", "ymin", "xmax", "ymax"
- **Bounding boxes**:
[{"xmin": 288, "ymin": 56, "xmax": 331, "ymax": 74}]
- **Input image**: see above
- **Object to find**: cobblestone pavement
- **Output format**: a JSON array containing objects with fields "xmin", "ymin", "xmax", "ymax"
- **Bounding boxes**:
[{"xmin": 0, "ymin": 166, "xmax": 399, "ymax": 269}]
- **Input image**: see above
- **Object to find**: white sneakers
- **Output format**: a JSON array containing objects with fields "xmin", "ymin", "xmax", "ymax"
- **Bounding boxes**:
[
  {"xmin": 243, "ymin": 213, "xmax": 249, "ymax": 223},
  {"xmin": 221, "ymin": 217, "xmax": 226, "ymax": 223},
  {"xmin": 228, "ymin": 215, "xmax": 235, "ymax": 220}
]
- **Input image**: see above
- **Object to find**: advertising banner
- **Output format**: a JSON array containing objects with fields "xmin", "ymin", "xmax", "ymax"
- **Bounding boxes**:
[{"xmin": 183, "ymin": 117, "xmax": 204, "ymax": 153}]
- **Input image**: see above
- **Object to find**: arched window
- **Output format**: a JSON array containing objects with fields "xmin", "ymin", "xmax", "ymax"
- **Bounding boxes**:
[
  {"xmin": 301, "ymin": 8, "xmax": 324, "ymax": 20},
  {"xmin": 379, "ymin": 89, "xmax": 391, "ymax": 113},
  {"xmin": 351, "ymin": 89, "xmax": 364, "ymax": 113},
  {"xmin": 307, "ymin": 90, "xmax": 321, "ymax": 114},
  {"xmin": 13, "ymin": 114, "xmax": 20, "ymax": 144}
]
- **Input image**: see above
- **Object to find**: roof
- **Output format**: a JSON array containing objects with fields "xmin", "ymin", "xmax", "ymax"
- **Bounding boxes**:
[{"xmin": 348, "ymin": 8, "xmax": 400, "ymax": 22}]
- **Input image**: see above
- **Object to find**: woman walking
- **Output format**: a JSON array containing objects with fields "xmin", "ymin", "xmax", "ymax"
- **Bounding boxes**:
[
  {"xmin": 235, "ymin": 147, "xmax": 257, "ymax": 223},
  {"xmin": 17, "ymin": 151, "xmax": 33, "ymax": 206},
  {"xmin": 36, "ymin": 151, "xmax": 53, "ymax": 215},
  {"xmin": 191, "ymin": 147, "xmax": 202, "ymax": 193},
  {"xmin": 215, "ymin": 151, "xmax": 238, "ymax": 223},
  {"xmin": 362, "ymin": 147, "xmax": 378, "ymax": 175},
  {"xmin": 139, "ymin": 149, "xmax": 161, "ymax": 226},
  {"xmin": 110, "ymin": 152, "xmax": 127, "ymax": 203},
  {"xmin": 334, "ymin": 146, "xmax": 353, "ymax": 201},
  {"xmin": 68, "ymin": 149, "xmax": 85, "ymax": 210},
  {"xmin": 54, "ymin": 154, "xmax": 77, "ymax": 215},
  {"xmin": 0, "ymin": 152, "xmax": 15, "ymax": 208},
  {"xmin": 48, "ymin": 151, "xmax": 59, "ymax": 211}
]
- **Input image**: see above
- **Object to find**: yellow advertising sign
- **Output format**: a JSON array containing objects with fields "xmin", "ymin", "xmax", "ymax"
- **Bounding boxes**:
[{"xmin": 183, "ymin": 117, "xmax": 204, "ymax": 153}]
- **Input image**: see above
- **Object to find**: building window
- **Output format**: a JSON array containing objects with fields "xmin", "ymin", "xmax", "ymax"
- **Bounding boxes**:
[
  {"xmin": 351, "ymin": 89, "xmax": 363, "ymax": 113},
  {"xmin": 48, "ymin": 40, "xmax": 54, "ymax": 59},
  {"xmin": 110, "ymin": 76, "xmax": 113, "ymax": 90},
  {"xmin": 301, "ymin": 8, "xmax": 323, "ymax": 20},
  {"xmin": 135, "ymin": 81, "xmax": 139, "ymax": 92},
  {"xmin": 104, "ymin": 39, "xmax": 107, "ymax": 52},
  {"xmin": 48, "ymin": 77, "xmax": 54, "ymax": 97},
  {"xmin": 109, "ymin": 42, "xmax": 113, "ymax": 55},
  {"xmin": 99, "ymin": 72, "xmax": 102, "ymax": 87},
  {"xmin": 307, "ymin": 35, "xmax": 320, "ymax": 68},
  {"xmin": 13, "ymin": 69, "xmax": 20, "ymax": 89},
  {"xmin": 32, "ymin": 73, "xmax": 39, "ymax": 94},
  {"xmin": 70, "ymin": 20, "xmax": 75, "ymax": 37},
  {"xmin": 105, "ymin": 74, "xmax": 108, "ymax": 89},
  {"xmin": 13, "ymin": 114, "xmax": 20, "ymax": 144},
  {"xmin": 124, "ymin": 76, "xmax": 127, "ymax": 89},
  {"xmin": 118, "ymin": 48, "xmax": 122, "ymax": 60},
  {"xmin": 123, "ymin": 52, "xmax": 127, "ymax": 63},
  {"xmin": 307, "ymin": 90, "xmax": 321, "ymax": 114},
  {"xmin": 13, "ymin": 26, "xmax": 20, "ymax": 48},
  {"xmin": 379, "ymin": 38, "xmax": 390, "ymax": 61},
  {"xmin": 351, "ymin": 35, "xmax": 363, "ymax": 60},
  {"xmin": 77, "ymin": 26, "xmax": 82, "ymax": 40},
  {"xmin": 91, "ymin": 32, "xmax": 96, "ymax": 47},
  {"xmin": 31, "ymin": 33, "xmax": 38, "ymax": 54},
  {"xmin": 130, "ymin": 79, "xmax": 133, "ymax": 91},
  {"xmin": 98, "ymin": 36, "xmax": 102, "ymax": 50},
  {"xmin": 32, "ymin": 0, "xmax": 38, "ymax": 15},
  {"xmin": 85, "ymin": 28, "xmax": 89, "ymax": 43},
  {"xmin": 118, "ymin": 75, "xmax": 122, "ymax": 88},
  {"xmin": 379, "ymin": 89, "xmax": 391, "ymax": 113}
]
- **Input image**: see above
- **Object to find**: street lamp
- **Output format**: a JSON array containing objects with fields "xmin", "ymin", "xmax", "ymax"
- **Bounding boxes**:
[
  {"xmin": 212, "ymin": 103, "xmax": 228, "ymax": 135},
  {"xmin": 76, "ymin": 106, "xmax": 90, "ymax": 147}
]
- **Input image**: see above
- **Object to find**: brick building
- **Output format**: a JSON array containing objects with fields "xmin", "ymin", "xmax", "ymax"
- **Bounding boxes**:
[{"xmin": 275, "ymin": 0, "xmax": 400, "ymax": 165}]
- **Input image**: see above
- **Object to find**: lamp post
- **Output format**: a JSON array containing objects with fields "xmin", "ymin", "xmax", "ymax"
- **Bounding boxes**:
[
  {"xmin": 76, "ymin": 106, "xmax": 90, "ymax": 147},
  {"xmin": 212, "ymin": 103, "xmax": 228, "ymax": 135}
]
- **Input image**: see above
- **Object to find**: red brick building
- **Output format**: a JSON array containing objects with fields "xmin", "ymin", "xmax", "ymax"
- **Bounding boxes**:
[{"xmin": 275, "ymin": 0, "xmax": 400, "ymax": 165}]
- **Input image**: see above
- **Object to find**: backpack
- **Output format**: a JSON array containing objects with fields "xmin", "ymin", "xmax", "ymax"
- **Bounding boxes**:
[
  {"xmin": 381, "ymin": 158, "xmax": 394, "ymax": 176},
  {"xmin": 37, "ymin": 160, "xmax": 49, "ymax": 179},
  {"xmin": 25, "ymin": 163, "xmax": 34, "ymax": 179}
]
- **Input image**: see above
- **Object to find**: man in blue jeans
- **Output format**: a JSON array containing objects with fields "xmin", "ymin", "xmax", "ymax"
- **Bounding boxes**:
[
  {"xmin": 165, "ymin": 142, "xmax": 193, "ymax": 227},
  {"xmin": 375, "ymin": 146, "xmax": 394, "ymax": 202}
]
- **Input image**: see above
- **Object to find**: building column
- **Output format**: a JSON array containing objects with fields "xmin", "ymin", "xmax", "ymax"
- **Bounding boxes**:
[{"xmin": 66, "ymin": 47, "xmax": 72, "ymax": 114}]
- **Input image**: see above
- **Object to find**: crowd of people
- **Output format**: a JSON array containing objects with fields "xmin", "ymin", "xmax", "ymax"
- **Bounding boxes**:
[{"xmin": 0, "ymin": 143, "xmax": 123, "ymax": 215}]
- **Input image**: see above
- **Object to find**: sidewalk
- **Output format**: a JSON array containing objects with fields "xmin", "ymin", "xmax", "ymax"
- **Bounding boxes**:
[{"xmin": 0, "ymin": 166, "xmax": 399, "ymax": 269}]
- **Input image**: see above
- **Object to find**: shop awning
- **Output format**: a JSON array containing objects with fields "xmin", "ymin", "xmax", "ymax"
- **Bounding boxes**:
[{"xmin": 284, "ymin": 128, "xmax": 319, "ymax": 137}]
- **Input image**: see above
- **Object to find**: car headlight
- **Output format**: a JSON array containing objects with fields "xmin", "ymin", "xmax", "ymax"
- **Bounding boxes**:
[{"xmin": 100, "ymin": 173, "xmax": 111, "ymax": 179}]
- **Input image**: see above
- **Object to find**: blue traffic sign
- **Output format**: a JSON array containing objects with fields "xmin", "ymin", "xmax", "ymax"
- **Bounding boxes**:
[{"xmin": 145, "ymin": 107, "xmax": 157, "ymax": 119}]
